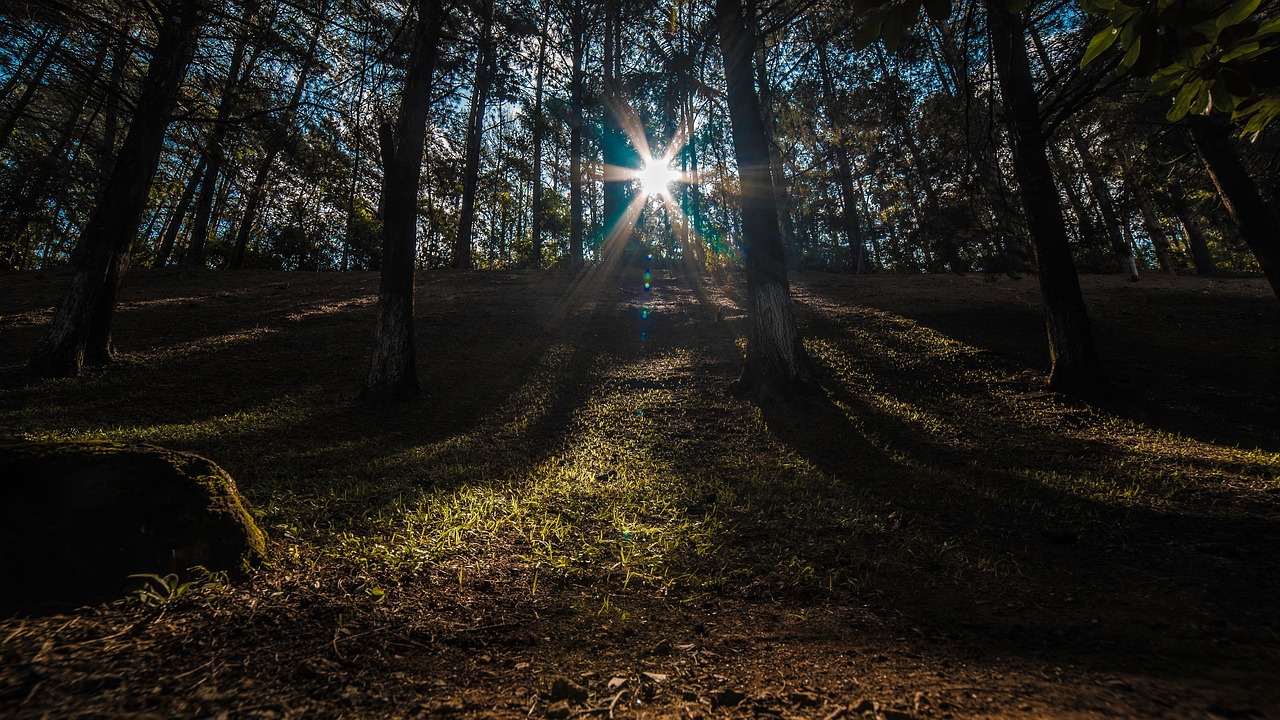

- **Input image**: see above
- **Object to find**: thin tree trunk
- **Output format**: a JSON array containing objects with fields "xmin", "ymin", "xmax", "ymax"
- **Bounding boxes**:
[
  {"xmin": 750, "ymin": 3, "xmax": 795, "ymax": 264},
  {"xmin": 1050, "ymin": 145, "xmax": 1105, "ymax": 251},
  {"xmin": 1187, "ymin": 114, "xmax": 1280, "ymax": 299},
  {"xmin": 569, "ymin": 8, "xmax": 586, "ymax": 269},
  {"xmin": 0, "ymin": 27, "xmax": 55, "ymax": 102},
  {"xmin": 717, "ymin": 0, "xmax": 807, "ymax": 397},
  {"xmin": 362, "ymin": 0, "xmax": 444, "ymax": 402},
  {"xmin": 229, "ymin": 16, "xmax": 322, "ymax": 269},
  {"xmin": 0, "ymin": 29, "xmax": 65, "ymax": 158},
  {"xmin": 100, "ymin": 32, "xmax": 129, "ymax": 185},
  {"xmin": 1027, "ymin": 26, "xmax": 1134, "ymax": 280},
  {"xmin": 600, "ymin": 0, "xmax": 626, "ymax": 268},
  {"xmin": 1067, "ymin": 127, "xmax": 1136, "ymax": 279},
  {"xmin": 452, "ymin": 0, "xmax": 495, "ymax": 270},
  {"xmin": 1168, "ymin": 180, "xmax": 1217, "ymax": 275},
  {"xmin": 29, "ymin": 0, "xmax": 205, "ymax": 377},
  {"xmin": 987, "ymin": 0, "xmax": 1107, "ymax": 396},
  {"xmin": 153, "ymin": 153, "xmax": 205, "ymax": 267},
  {"xmin": 1134, "ymin": 192, "xmax": 1175, "ymax": 273},
  {"xmin": 182, "ymin": 3, "xmax": 258, "ymax": 266},
  {"xmin": 817, "ymin": 38, "xmax": 867, "ymax": 273},
  {"xmin": 529, "ymin": 10, "xmax": 549, "ymax": 269}
]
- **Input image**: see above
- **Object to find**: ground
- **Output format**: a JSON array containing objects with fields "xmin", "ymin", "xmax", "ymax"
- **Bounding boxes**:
[{"xmin": 0, "ymin": 266, "xmax": 1277, "ymax": 719}]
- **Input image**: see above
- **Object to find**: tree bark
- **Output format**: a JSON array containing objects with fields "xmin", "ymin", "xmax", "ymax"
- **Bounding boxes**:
[
  {"xmin": 599, "ymin": 1, "xmax": 627, "ymax": 268},
  {"xmin": 751, "ymin": 3, "xmax": 796, "ymax": 264},
  {"xmin": 362, "ymin": 0, "xmax": 443, "ymax": 402},
  {"xmin": 987, "ymin": 0, "xmax": 1107, "ymax": 396},
  {"xmin": 573, "ymin": 4, "xmax": 586, "ymax": 269},
  {"xmin": 29, "ymin": 0, "xmax": 205, "ymax": 377},
  {"xmin": 452, "ymin": 0, "xmax": 495, "ymax": 270},
  {"xmin": 717, "ymin": 0, "xmax": 808, "ymax": 397},
  {"xmin": 1187, "ymin": 114, "xmax": 1280, "ymax": 299},
  {"xmin": 529, "ymin": 5, "xmax": 549, "ymax": 269}
]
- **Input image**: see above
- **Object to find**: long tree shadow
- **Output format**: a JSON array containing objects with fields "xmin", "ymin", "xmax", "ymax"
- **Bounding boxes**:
[{"xmin": 734, "ymin": 293, "xmax": 1280, "ymax": 692}]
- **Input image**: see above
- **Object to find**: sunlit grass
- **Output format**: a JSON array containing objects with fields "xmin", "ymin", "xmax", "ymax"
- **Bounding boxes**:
[{"xmin": 2, "ymin": 269, "xmax": 1277, "ymax": 615}]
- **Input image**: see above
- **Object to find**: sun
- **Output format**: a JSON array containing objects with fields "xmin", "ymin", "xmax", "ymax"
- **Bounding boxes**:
[{"xmin": 637, "ymin": 158, "xmax": 679, "ymax": 197}]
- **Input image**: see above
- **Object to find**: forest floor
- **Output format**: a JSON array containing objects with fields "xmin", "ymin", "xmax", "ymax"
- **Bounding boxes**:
[{"xmin": 1, "ymin": 266, "xmax": 1278, "ymax": 719}]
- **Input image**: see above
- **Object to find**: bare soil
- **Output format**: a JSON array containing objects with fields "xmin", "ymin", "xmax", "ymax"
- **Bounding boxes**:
[{"xmin": 1, "ymin": 267, "xmax": 1278, "ymax": 719}]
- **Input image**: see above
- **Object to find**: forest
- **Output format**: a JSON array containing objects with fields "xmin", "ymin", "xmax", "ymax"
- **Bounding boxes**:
[{"xmin": 1, "ymin": 0, "xmax": 1279, "ymax": 717}]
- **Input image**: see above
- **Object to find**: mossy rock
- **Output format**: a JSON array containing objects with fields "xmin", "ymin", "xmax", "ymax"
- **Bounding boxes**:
[{"xmin": 0, "ymin": 439, "xmax": 265, "ymax": 610}]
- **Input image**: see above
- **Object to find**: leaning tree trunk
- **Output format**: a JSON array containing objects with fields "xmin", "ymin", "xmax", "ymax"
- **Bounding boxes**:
[
  {"xmin": 182, "ymin": 14, "xmax": 254, "ymax": 267},
  {"xmin": 29, "ymin": 0, "xmax": 205, "ymax": 377},
  {"xmin": 1187, "ymin": 114, "xmax": 1280, "ymax": 300},
  {"xmin": 362, "ymin": 0, "xmax": 443, "ymax": 402},
  {"xmin": 987, "ymin": 0, "xmax": 1108, "ymax": 396},
  {"xmin": 0, "ymin": 29, "xmax": 65, "ymax": 159},
  {"xmin": 153, "ymin": 154, "xmax": 205, "ymax": 268},
  {"xmin": 1168, "ymin": 179, "xmax": 1217, "ymax": 275},
  {"xmin": 1067, "ymin": 126, "xmax": 1137, "ymax": 280},
  {"xmin": 229, "ymin": 16, "xmax": 322, "ymax": 270},
  {"xmin": 1134, "ymin": 192, "xmax": 1176, "ymax": 274},
  {"xmin": 717, "ymin": 0, "xmax": 808, "ymax": 398}
]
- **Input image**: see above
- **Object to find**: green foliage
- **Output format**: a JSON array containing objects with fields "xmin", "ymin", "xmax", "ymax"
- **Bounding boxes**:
[
  {"xmin": 129, "ymin": 567, "xmax": 226, "ymax": 607},
  {"xmin": 850, "ymin": 0, "xmax": 958, "ymax": 50},
  {"xmin": 1081, "ymin": 0, "xmax": 1280, "ymax": 138}
]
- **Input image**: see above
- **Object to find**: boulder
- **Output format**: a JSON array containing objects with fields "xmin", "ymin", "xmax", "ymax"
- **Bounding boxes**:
[{"xmin": 0, "ymin": 439, "xmax": 265, "ymax": 610}]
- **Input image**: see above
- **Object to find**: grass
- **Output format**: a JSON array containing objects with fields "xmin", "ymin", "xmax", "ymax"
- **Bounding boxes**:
[
  {"xmin": 1, "ymin": 268, "xmax": 1279, "ymax": 717},
  {"xmin": 3, "ymin": 271, "xmax": 1277, "ymax": 600}
]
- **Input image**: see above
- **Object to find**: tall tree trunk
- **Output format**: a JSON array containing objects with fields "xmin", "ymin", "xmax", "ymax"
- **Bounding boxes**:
[
  {"xmin": 6, "ymin": 40, "xmax": 106, "ymax": 269},
  {"xmin": 229, "ymin": 15, "xmax": 322, "ymax": 269},
  {"xmin": 600, "ymin": 0, "xmax": 626, "ymax": 267},
  {"xmin": 1049, "ymin": 145, "xmax": 1105, "ymax": 252},
  {"xmin": 29, "ymin": 0, "xmax": 205, "ymax": 377},
  {"xmin": 529, "ymin": 6, "xmax": 549, "ymax": 269},
  {"xmin": 453, "ymin": 0, "xmax": 495, "ymax": 270},
  {"xmin": 569, "ymin": 6, "xmax": 587, "ymax": 269},
  {"xmin": 987, "ymin": 0, "xmax": 1107, "ymax": 396},
  {"xmin": 717, "ymin": 0, "xmax": 807, "ymax": 397},
  {"xmin": 100, "ymin": 32, "xmax": 129, "ymax": 185},
  {"xmin": 362, "ymin": 0, "xmax": 444, "ymax": 402},
  {"xmin": 873, "ymin": 47, "xmax": 964, "ymax": 273},
  {"xmin": 1187, "ymin": 114, "xmax": 1280, "ymax": 299},
  {"xmin": 817, "ymin": 37, "xmax": 867, "ymax": 273},
  {"xmin": 750, "ymin": 2, "xmax": 795, "ymax": 264},
  {"xmin": 182, "ymin": 3, "xmax": 258, "ymax": 266}
]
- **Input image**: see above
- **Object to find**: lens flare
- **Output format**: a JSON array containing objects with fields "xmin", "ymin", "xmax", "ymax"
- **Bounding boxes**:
[{"xmin": 637, "ymin": 159, "xmax": 679, "ymax": 197}]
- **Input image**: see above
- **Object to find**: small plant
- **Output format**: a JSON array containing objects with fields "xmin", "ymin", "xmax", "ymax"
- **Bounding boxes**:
[{"xmin": 129, "ymin": 567, "xmax": 225, "ymax": 607}]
